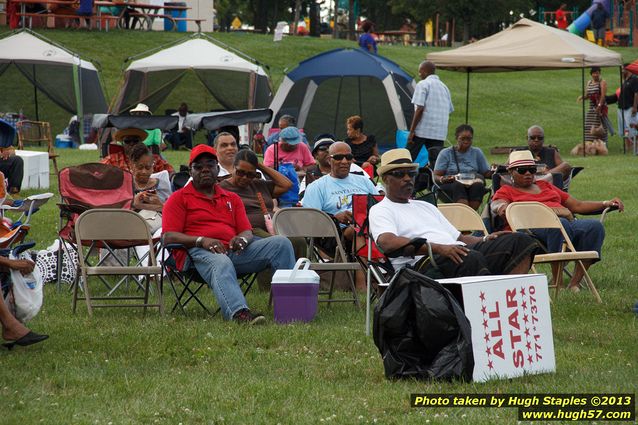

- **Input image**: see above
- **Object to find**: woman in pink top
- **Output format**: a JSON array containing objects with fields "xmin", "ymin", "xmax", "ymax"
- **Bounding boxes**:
[{"xmin": 263, "ymin": 126, "xmax": 315, "ymax": 171}]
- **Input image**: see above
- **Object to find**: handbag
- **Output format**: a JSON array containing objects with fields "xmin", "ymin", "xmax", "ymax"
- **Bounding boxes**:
[{"xmin": 138, "ymin": 209, "xmax": 162, "ymax": 234}]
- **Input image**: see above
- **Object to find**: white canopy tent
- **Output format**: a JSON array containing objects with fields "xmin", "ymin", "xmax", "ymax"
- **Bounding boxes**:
[
  {"xmin": 427, "ymin": 19, "xmax": 623, "ymax": 148},
  {"xmin": 0, "ymin": 30, "xmax": 108, "ymax": 141},
  {"xmin": 112, "ymin": 35, "xmax": 272, "ymax": 115}
]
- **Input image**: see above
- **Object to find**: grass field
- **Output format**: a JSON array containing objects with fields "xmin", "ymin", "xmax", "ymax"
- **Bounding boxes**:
[{"xmin": 0, "ymin": 28, "xmax": 637, "ymax": 424}]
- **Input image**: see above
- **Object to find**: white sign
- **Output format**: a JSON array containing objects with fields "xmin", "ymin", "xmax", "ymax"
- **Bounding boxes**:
[{"xmin": 438, "ymin": 274, "xmax": 556, "ymax": 383}]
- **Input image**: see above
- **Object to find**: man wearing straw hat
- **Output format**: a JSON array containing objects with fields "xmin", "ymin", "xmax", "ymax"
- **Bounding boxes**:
[{"xmin": 369, "ymin": 148, "xmax": 540, "ymax": 278}]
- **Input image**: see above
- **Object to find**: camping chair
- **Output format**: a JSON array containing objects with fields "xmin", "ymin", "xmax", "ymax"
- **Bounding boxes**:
[
  {"xmin": 161, "ymin": 242, "xmax": 257, "ymax": 316},
  {"xmin": 505, "ymin": 201, "xmax": 602, "ymax": 303},
  {"xmin": 437, "ymin": 203, "xmax": 489, "ymax": 236},
  {"xmin": 272, "ymin": 208, "xmax": 361, "ymax": 307},
  {"xmin": 57, "ymin": 163, "xmax": 135, "ymax": 291},
  {"xmin": 73, "ymin": 209, "xmax": 163, "ymax": 315},
  {"xmin": 15, "ymin": 120, "xmax": 59, "ymax": 174}
]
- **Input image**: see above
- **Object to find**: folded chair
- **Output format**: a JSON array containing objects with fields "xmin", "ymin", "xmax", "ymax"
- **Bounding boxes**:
[
  {"xmin": 505, "ymin": 201, "xmax": 602, "ymax": 303},
  {"xmin": 57, "ymin": 163, "xmax": 135, "ymax": 291},
  {"xmin": 272, "ymin": 208, "xmax": 361, "ymax": 307},
  {"xmin": 73, "ymin": 209, "xmax": 163, "ymax": 315},
  {"xmin": 161, "ymin": 243, "xmax": 257, "ymax": 316}
]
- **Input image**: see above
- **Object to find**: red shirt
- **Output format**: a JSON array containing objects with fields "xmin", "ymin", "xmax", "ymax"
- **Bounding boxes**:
[
  {"xmin": 556, "ymin": 9, "xmax": 568, "ymax": 30},
  {"xmin": 492, "ymin": 180, "xmax": 570, "ymax": 229},
  {"xmin": 162, "ymin": 183, "xmax": 252, "ymax": 269}
]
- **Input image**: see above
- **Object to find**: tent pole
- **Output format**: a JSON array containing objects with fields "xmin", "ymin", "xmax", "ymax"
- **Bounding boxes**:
[
  {"xmin": 582, "ymin": 66, "xmax": 586, "ymax": 157},
  {"xmin": 620, "ymin": 65, "xmax": 626, "ymax": 154},
  {"xmin": 73, "ymin": 63, "xmax": 84, "ymax": 144},
  {"xmin": 465, "ymin": 69, "xmax": 470, "ymax": 124},
  {"xmin": 33, "ymin": 64, "xmax": 39, "ymax": 121},
  {"xmin": 333, "ymin": 77, "xmax": 343, "ymax": 136}
]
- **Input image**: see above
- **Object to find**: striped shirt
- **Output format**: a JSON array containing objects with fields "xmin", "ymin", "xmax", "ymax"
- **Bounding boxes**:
[{"xmin": 411, "ymin": 74, "xmax": 454, "ymax": 141}]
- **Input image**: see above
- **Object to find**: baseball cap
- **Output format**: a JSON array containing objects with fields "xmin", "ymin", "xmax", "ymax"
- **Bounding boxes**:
[{"xmin": 189, "ymin": 144, "xmax": 218, "ymax": 165}]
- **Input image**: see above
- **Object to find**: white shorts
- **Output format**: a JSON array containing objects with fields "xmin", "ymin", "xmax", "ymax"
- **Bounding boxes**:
[{"xmin": 618, "ymin": 108, "xmax": 638, "ymax": 138}]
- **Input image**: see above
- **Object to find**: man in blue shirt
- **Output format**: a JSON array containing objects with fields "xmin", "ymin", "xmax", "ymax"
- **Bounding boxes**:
[{"xmin": 302, "ymin": 141, "xmax": 378, "ymax": 241}]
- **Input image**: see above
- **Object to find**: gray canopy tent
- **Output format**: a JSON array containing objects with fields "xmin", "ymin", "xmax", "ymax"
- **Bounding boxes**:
[
  {"xmin": 111, "ymin": 33, "xmax": 272, "ymax": 115},
  {"xmin": 0, "ymin": 29, "xmax": 108, "ymax": 142},
  {"xmin": 427, "ymin": 18, "xmax": 623, "ymax": 154}
]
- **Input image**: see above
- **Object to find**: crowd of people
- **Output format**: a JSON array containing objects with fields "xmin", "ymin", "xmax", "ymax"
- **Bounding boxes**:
[{"xmin": 0, "ymin": 57, "xmax": 627, "ymax": 348}]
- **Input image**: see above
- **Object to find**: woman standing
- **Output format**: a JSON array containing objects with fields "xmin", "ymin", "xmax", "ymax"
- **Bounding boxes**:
[
  {"xmin": 344, "ymin": 115, "xmax": 379, "ymax": 171},
  {"xmin": 433, "ymin": 124, "xmax": 493, "ymax": 210},
  {"xmin": 583, "ymin": 66, "xmax": 608, "ymax": 142}
]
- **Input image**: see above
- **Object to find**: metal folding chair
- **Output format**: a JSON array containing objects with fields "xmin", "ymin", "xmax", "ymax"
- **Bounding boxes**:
[{"xmin": 73, "ymin": 209, "xmax": 164, "ymax": 315}]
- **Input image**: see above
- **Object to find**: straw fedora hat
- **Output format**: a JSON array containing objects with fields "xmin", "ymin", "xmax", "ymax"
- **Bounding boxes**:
[
  {"xmin": 507, "ymin": 150, "xmax": 536, "ymax": 169},
  {"xmin": 130, "ymin": 103, "xmax": 151, "ymax": 115},
  {"xmin": 377, "ymin": 148, "xmax": 419, "ymax": 177},
  {"xmin": 113, "ymin": 127, "xmax": 148, "ymax": 142}
]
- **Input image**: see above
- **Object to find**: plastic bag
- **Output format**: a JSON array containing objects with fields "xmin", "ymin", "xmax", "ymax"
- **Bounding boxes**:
[
  {"xmin": 6, "ymin": 251, "xmax": 43, "ymax": 322},
  {"xmin": 373, "ymin": 268, "xmax": 474, "ymax": 381},
  {"xmin": 277, "ymin": 163, "xmax": 300, "ymax": 207}
]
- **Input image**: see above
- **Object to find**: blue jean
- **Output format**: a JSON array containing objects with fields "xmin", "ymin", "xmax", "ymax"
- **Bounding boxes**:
[
  {"xmin": 531, "ymin": 218, "xmax": 605, "ymax": 260},
  {"xmin": 185, "ymin": 236, "xmax": 295, "ymax": 320}
]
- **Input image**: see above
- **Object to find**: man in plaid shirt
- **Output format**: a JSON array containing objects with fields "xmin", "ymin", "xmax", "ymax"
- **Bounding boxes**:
[{"xmin": 407, "ymin": 61, "xmax": 454, "ymax": 164}]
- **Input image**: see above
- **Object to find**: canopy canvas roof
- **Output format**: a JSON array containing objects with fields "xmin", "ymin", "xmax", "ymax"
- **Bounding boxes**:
[
  {"xmin": 112, "ymin": 36, "xmax": 272, "ymax": 114},
  {"xmin": 0, "ymin": 30, "xmax": 108, "ymax": 118},
  {"xmin": 427, "ymin": 18, "xmax": 622, "ymax": 72},
  {"xmin": 265, "ymin": 48, "xmax": 415, "ymax": 149}
]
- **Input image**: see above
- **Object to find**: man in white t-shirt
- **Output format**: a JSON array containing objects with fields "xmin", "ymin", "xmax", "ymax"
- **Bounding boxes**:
[
  {"xmin": 168, "ymin": 102, "xmax": 193, "ymax": 150},
  {"xmin": 302, "ymin": 141, "xmax": 379, "ymax": 241},
  {"xmin": 369, "ymin": 149, "xmax": 539, "ymax": 277},
  {"xmin": 407, "ymin": 61, "xmax": 453, "ymax": 164}
]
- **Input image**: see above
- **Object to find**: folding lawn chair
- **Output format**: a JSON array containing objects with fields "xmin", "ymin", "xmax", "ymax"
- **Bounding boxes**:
[
  {"xmin": 57, "ymin": 163, "xmax": 135, "ymax": 292},
  {"xmin": 506, "ymin": 201, "xmax": 602, "ymax": 303},
  {"xmin": 73, "ymin": 209, "xmax": 163, "ymax": 315},
  {"xmin": 161, "ymin": 242, "xmax": 257, "ymax": 316},
  {"xmin": 437, "ymin": 203, "xmax": 489, "ymax": 236},
  {"xmin": 272, "ymin": 208, "xmax": 361, "ymax": 307}
]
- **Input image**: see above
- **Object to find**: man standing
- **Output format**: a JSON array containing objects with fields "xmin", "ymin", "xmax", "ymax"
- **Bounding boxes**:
[
  {"xmin": 162, "ymin": 145, "xmax": 296, "ymax": 324},
  {"xmin": 407, "ymin": 61, "xmax": 454, "ymax": 163},
  {"xmin": 618, "ymin": 64, "xmax": 638, "ymax": 152},
  {"xmin": 590, "ymin": 3, "xmax": 608, "ymax": 46},
  {"xmin": 555, "ymin": 3, "xmax": 569, "ymax": 30},
  {"xmin": 302, "ymin": 142, "xmax": 378, "ymax": 240},
  {"xmin": 370, "ymin": 149, "xmax": 539, "ymax": 278},
  {"xmin": 168, "ymin": 102, "xmax": 193, "ymax": 150}
]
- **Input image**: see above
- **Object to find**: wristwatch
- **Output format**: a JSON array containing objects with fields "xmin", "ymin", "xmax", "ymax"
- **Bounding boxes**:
[
  {"xmin": 239, "ymin": 236, "xmax": 249, "ymax": 246},
  {"xmin": 195, "ymin": 236, "xmax": 204, "ymax": 248}
]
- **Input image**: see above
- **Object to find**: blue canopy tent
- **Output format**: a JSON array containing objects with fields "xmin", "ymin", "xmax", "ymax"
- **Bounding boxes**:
[{"xmin": 265, "ymin": 48, "xmax": 415, "ymax": 150}]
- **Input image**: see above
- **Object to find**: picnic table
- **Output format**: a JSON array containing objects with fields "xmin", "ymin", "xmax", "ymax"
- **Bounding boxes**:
[{"xmin": 95, "ymin": 0, "xmax": 197, "ymax": 31}]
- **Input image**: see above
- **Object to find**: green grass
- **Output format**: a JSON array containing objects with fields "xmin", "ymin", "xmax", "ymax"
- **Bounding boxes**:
[{"xmin": 1, "ymin": 29, "xmax": 637, "ymax": 424}]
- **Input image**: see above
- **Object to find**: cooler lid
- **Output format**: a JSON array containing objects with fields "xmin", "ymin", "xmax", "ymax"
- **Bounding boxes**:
[{"xmin": 271, "ymin": 258, "xmax": 320, "ymax": 284}]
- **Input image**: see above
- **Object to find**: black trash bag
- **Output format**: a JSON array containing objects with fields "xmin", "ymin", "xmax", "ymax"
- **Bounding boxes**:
[{"xmin": 373, "ymin": 268, "xmax": 474, "ymax": 381}]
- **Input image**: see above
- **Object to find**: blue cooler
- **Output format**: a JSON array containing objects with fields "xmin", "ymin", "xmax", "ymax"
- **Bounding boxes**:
[
  {"xmin": 55, "ymin": 135, "xmax": 74, "ymax": 148},
  {"xmin": 164, "ymin": 2, "xmax": 187, "ymax": 32}
]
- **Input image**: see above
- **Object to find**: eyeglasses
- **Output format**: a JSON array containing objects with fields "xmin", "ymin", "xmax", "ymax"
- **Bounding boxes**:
[
  {"xmin": 330, "ymin": 153, "xmax": 354, "ymax": 161},
  {"xmin": 235, "ymin": 169, "xmax": 258, "ymax": 179},
  {"xmin": 528, "ymin": 135, "xmax": 544, "ymax": 141},
  {"xmin": 514, "ymin": 166, "xmax": 537, "ymax": 175},
  {"xmin": 386, "ymin": 169, "xmax": 418, "ymax": 179},
  {"xmin": 191, "ymin": 160, "xmax": 218, "ymax": 171}
]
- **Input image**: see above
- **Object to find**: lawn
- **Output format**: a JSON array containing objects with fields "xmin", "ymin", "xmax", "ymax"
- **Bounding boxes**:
[{"xmin": 0, "ymin": 28, "xmax": 637, "ymax": 424}]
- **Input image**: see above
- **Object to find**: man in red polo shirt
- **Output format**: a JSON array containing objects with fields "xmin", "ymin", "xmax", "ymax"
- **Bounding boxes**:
[{"xmin": 162, "ymin": 145, "xmax": 295, "ymax": 324}]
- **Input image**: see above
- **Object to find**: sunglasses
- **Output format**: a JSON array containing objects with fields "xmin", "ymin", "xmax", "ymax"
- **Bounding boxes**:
[
  {"xmin": 235, "ymin": 169, "xmax": 258, "ymax": 179},
  {"xmin": 122, "ymin": 138, "xmax": 140, "ymax": 144},
  {"xmin": 515, "ymin": 166, "xmax": 537, "ymax": 175},
  {"xmin": 315, "ymin": 146, "xmax": 329, "ymax": 152},
  {"xmin": 191, "ymin": 160, "xmax": 218, "ymax": 171},
  {"xmin": 386, "ymin": 169, "xmax": 418, "ymax": 179},
  {"xmin": 528, "ymin": 135, "xmax": 544, "ymax": 141},
  {"xmin": 330, "ymin": 153, "xmax": 354, "ymax": 161}
]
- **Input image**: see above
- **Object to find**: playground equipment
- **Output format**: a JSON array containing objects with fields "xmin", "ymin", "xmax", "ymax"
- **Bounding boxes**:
[{"xmin": 566, "ymin": 0, "xmax": 635, "ymax": 46}]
